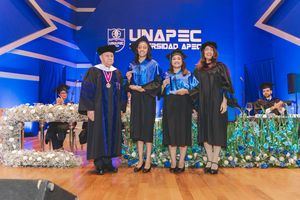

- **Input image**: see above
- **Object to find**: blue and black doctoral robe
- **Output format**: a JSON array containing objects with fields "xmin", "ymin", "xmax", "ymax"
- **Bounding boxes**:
[{"xmin": 79, "ymin": 65, "xmax": 126, "ymax": 159}]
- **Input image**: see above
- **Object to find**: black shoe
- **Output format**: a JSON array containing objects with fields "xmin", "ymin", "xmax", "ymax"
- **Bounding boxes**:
[
  {"xmin": 169, "ymin": 166, "xmax": 177, "ymax": 173},
  {"xmin": 96, "ymin": 167, "xmax": 105, "ymax": 175},
  {"xmin": 134, "ymin": 162, "xmax": 144, "ymax": 173},
  {"xmin": 142, "ymin": 165, "xmax": 152, "ymax": 173},
  {"xmin": 204, "ymin": 161, "xmax": 212, "ymax": 174},
  {"xmin": 175, "ymin": 166, "xmax": 185, "ymax": 174},
  {"xmin": 210, "ymin": 162, "xmax": 219, "ymax": 175}
]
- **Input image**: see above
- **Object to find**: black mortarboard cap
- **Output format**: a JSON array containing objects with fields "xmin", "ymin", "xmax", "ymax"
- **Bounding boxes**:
[
  {"xmin": 130, "ymin": 36, "xmax": 151, "ymax": 52},
  {"xmin": 97, "ymin": 45, "xmax": 117, "ymax": 55},
  {"xmin": 166, "ymin": 49, "xmax": 187, "ymax": 60},
  {"xmin": 201, "ymin": 41, "xmax": 217, "ymax": 51},
  {"xmin": 260, "ymin": 82, "xmax": 273, "ymax": 90}
]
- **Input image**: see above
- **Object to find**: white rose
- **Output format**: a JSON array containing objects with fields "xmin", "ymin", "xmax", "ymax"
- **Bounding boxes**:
[
  {"xmin": 55, "ymin": 157, "xmax": 59, "ymax": 161},
  {"xmin": 288, "ymin": 158, "xmax": 295, "ymax": 164},
  {"xmin": 131, "ymin": 152, "xmax": 136, "ymax": 157},
  {"xmin": 255, "ymin": 157, "xmax": 260, "ymax": 162},
  {"xmin": 12, "ymin": 150, "xmax": 17, "ymax": 154},
  {"xmin": 23, "ymin": 156, "xmax": 28, "ymax": 160},
  {"xmin": 224, "ymin": 160, "xmax": 229, "ymax": 165},
  {"xmin": 234, "ymin": 157, "xmax": 238, "ymax": 162},
  {"xmin": 245, "ymin": 155, "xmax": 251, "ymax": 160},
  {"xmin": 279, "ymin": 156, "xmax": 285, "ymax": 162},
  {"xmin": 187, "ymin": 155, "xmax": 192, "ymax": 159},
  {"xmin": 9, "ymin": 126, "xmax": 14, "ymax": 130},
  {"xmin": 159, "ymin": 152, "xmax": 163, "ymax": 157},
  {"xmin": 151, "ymin": 154, "xmax": 156, "ymax": 158},
  {"xmin": 228, "ymin": 156, "xmax": 233, "ymax": 161},
  {"xmin": 29, "ymin": 157, "xmax": 33, "ymax": 161},
  {"xmin": 162, "ymin": 158, "xmax": 167, "ymax": 162},
  {"xmin": 17, "ymin": 150, "xmax": 22, "ymax": 155},
  {"xmin": 37, "ymin": 157, "xmax": 42, "ymax": 161},
  {"xmin": 66, "ymin": 157, "xmax": 70, "ymax": 161},
  {"xmin": 9, "ymin": 138, "xmax": 14, "ymax": 142},
  {"xmin": 22, "ymin": 110, "xmax": 27, "ymax": 114},
  {"xmin": 270, "ymin": 156, "xmax": 276, "ymax": 161},
  {"xmin": 286, "ymin": 153, "xmax": 290, "ymax": 157},
  {"xmin": 193, "ymin": 153, "xmax": 198, "ymax": 158},
  {"xmin": 263, "ymin": 154, "xmax": 268, "ymax": 158}
]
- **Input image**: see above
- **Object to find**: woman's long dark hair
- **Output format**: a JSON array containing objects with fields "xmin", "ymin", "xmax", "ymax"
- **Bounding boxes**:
[
  {"xmin": 133, "ymin": 41, "xmax": 152, "ymax": 64},
  {"xmin": 196, "ymin": 45, "xmax": 218, "ymax": 69}
]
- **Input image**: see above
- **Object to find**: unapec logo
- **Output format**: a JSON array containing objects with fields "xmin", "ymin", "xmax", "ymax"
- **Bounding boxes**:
[
  {"xmin": 107, "ymin": 28, "xmax": 126, "ymax": 52},
  {"xmin": 107, "ymin": 28, "xmax": 202, "ymax": 52}
]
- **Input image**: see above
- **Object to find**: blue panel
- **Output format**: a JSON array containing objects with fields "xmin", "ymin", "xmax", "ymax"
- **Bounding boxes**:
[
  {"xmin": 0, "ymin": 0, "xmax": 47, "ymax": 47},
  {"xmin": 0, "ymin": 78, "xmax": 38, "ymax": 108},
  {"xmin": 49, "ymin": 22, "xmax": 75, "ymax": 43},
  {"xmin": 267, "ymin": 0, "xmax": 300, "ymax": 37},
  {"xmin": 18, "ymin": 37, "xmax": 90, "ymax": 63},
  {"xmin": 72, "ymin": 12, "xmax": 94, "ymax": 27},
  {"xmin": 66, "ymin": 67, "xmax": 88, "ymax": 81},
  {"xmin": 35, "ymin": 0, "xmax": 72, "ymax": 23},
  {"xmin": 0, "ymin": 54, "xmax": 40, "ymax": 75}
]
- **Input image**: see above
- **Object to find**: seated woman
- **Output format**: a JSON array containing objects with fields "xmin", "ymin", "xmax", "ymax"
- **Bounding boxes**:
[{"xmin": 45, "ymin": 84, "xmax": 71, "ymax": 150}]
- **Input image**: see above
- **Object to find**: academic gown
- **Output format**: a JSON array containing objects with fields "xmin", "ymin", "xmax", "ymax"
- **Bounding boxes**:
[
  {"xmin": 194, "ymin": 62, "xmax": 234, "ymax": 147},
  {"xmin": 79, "ymin": 65, "xmax": 126, "ymax": 160},
  {"xmin": 162, "ymin": 70, "xmax": 199, "ymax": 146},
  {"xmin": 127, "ymin": 59, "xmax": 162, "ymax": 143},
  {"xmin": 253, "ymin": 97, "xmax": 285, "ymax": 115}
]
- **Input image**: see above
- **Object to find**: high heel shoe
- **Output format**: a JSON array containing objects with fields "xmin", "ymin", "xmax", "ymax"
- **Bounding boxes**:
[
  {"xmin": 210, "ymin": 162, "xmax": 219, "ymax": 175},
  {"xmin": 204, "ymin": 161, "xmax": 212, "ymax": 174},
  {"xmin": 169, "ymin": 166, "xmax": 177, "ymax": 173},
  {"xmin": 175, "ymin": 165, "xmax": 185, "ymax": 173},
  {"xmin": 134, "ymin": 162, "xmax": 144, "ymax": 173},
  {"xmin": 142, "ymin": 164, "xmax": 152, "ymax": 173}
]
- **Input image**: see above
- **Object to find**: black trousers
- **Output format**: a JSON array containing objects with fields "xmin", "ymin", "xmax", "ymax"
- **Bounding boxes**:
[{"xmin": 46, "ymin": 122, "xmax": 68, "ymax": 150}]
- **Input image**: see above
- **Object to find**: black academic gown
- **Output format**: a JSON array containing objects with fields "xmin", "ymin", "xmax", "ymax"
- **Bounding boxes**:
[
  {"xmin": 253, "ymin": 97, "xmax": 285, "ymax": 115},
  {"xmin": 126, "ymin": 59, "xmax": 162, "ymax": 143},
  {"xmin": 79, "ymin": 67, "xmax": 126, "ymax": 160},
  {"xmin": 194, "ymin": 62, "xmax": 234, "ymax": 147}
]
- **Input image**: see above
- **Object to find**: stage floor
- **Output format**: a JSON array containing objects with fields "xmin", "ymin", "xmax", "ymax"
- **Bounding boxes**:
[{"xmin": 0, "ymin": 137, "xmax": 300, "ymax": 200}]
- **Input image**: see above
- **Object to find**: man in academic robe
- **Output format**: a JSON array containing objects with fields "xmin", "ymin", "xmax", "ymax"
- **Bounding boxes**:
[
  {"xmin": 253, "ymin": 82, "xmax": 286, "ymax": 115},
  {"xmin": 79, "ymin": 45, "xmax": 126, "ymax": 175}
]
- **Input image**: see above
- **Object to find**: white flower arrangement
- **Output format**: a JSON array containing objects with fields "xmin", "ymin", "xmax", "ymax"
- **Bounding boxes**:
[
  {"xmin": 0, "ymin": 104, "xmax": 87, "ymax": 168},
  {"xmin": 2, "ymin": 150, "xmax": 82, "ymax": 168}
]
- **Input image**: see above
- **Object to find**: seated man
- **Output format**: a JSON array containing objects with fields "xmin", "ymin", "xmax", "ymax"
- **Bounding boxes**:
[
  {"xmin": 254, "ymin": 82, "xmax": 286, "ymax": 115},
  {"xmin": 46, "ymin": 84, "xmax": 71, "ymax": 150}
]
